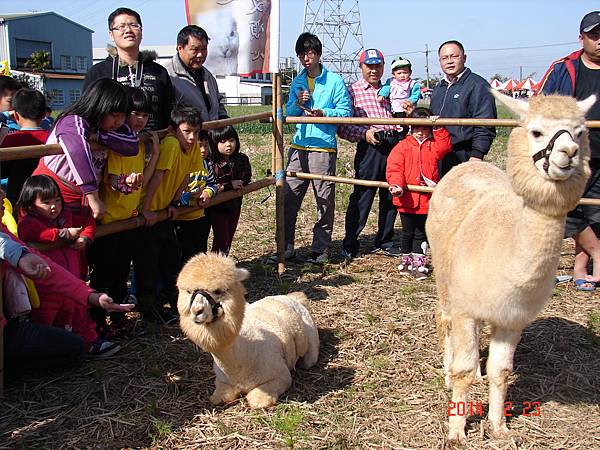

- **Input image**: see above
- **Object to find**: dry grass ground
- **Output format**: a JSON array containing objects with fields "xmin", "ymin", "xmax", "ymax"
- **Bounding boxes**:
[{"xmin": 1, "ymin": 126, "xmax": 600, "ymax": 449}]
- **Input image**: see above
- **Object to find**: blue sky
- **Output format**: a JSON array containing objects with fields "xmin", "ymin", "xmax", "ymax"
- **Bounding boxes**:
[{"xmin": 2, "ymin": 0, "xmax": 599, "ymax": 81}]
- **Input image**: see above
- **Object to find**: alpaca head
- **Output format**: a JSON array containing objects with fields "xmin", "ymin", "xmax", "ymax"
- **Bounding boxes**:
[
  {"xmin": 177, "ymin": 253, "xmax": 248, "ymax": 351},
  {"xmin": 493, "ymin": 90, "xmax": 596, "ymax": 215}
]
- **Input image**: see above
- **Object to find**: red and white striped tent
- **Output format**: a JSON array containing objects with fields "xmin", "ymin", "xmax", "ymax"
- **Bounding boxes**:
[
  {"xmin": 499, "ymin": 79, "xmax": 518, "ymax": 91},
  {"xmin": 515, "ymin": 77, "xmax": 537, "ymax": 91},
  {"xmin": 489, "ymin": 79, "xmax": 503, "ymax": 90}
]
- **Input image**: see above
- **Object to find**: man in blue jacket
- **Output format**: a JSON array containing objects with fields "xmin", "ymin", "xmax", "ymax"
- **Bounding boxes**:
[
  {"xmin": 538, "ymin": 11, "xmax": 600, "ymax": 291},
  {"xmin": 267, "ymin": 32, "xmax": 351, "ymax": 265},
  {"xmin": 430, "ymin": 40, "xmax": 497, "ymax": 175}
]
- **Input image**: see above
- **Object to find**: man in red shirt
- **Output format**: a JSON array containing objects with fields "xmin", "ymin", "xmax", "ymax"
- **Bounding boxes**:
[{"xmin": 1, "ymin": 88, "xmax": 50, "ymax": 205}]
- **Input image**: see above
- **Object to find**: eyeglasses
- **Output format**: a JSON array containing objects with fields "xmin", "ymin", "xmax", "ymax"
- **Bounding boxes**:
[
  {"xmin": 297, "ymin": 50, "xmax": 317, "ymax": 59},
  {"xmin": 110, "ymin": 23, "xmax": 142, "ymax": 32},
  {"xmin": 439, "ymin": 54, "xmax": 462, "ymax": 62}
]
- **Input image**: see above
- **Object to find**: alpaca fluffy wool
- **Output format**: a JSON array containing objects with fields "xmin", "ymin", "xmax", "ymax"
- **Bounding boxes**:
[
  {"xmin": 426, "ymin": 92, "xmax": 595, "ymax": 442},
  {"xmin": 177, "ymin": 253, "xmax": 319, "ymax": 408}
]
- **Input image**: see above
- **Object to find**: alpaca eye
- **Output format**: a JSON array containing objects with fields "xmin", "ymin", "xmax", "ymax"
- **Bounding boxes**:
[
  {"xmin": 214, "ymin": 289, "xmax": 224, "ymax": 296},
  {"xmin": 575, "ymin": 129, "xmax": 583, "ymax": 138},
  {"xmin": 531, "ymin": 130, "xmax": 543, "ymax": 138},
  {"xmin": 230, "ymin": 31, "xmax": 235, "ymax": 37}
]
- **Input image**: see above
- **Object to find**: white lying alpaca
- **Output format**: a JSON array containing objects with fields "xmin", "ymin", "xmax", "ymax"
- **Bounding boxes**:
[
  {"xmin": 177, "ymin": 253, "xmax": 319, "ymax": 408},
  {"xmin": 426, "ymin": 91, "xmax": 596, "ymax": 442}
]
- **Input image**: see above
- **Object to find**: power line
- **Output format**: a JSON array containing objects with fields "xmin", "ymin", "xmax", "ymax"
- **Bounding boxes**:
[{"xmin": 386, "ymin": 41, "xmax": 579, "ymax": 57}]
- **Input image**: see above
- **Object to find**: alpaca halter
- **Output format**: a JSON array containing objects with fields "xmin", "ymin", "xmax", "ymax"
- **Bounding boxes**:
[
  {"xmin": 190, "ymin": 289, "xmax": 222, "ymax": 322},
  {"xmin": 531, "ymin": 129, "xmax": 574, "ymax": 172}
]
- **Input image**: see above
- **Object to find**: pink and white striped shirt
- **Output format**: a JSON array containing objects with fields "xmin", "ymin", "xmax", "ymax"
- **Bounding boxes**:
[{"xmin": 337, "ymin": 77, "xmax": 397, "ymax": 143}]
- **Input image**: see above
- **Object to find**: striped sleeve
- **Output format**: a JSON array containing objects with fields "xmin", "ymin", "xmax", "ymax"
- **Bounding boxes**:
[{"xmin": 98, "ymin": 123, "xmax": 139, "ymax": 156}]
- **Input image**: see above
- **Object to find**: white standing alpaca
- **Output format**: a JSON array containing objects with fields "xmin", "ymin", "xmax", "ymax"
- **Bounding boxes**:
[
  {"xmin": 426, "ymin": 92, "xmax": 596, "ymax": 442},
  {"xmin": 177, "ymin": 253, "xmax": 319, "ymax": 408}
]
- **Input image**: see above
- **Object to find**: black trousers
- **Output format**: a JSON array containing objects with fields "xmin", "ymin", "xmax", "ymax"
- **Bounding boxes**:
[
  {"xmin": 343, "ymin": 140, "xmax": 398, "ymax": 254},
  {"xmin": 134, "ymin": 220, "xmax": 182, "ymax": 312},
  {"xmin": 89, "ymin": 228, "xmax": 137, "ymax": 303},
  {"xmin": 175, "ymin": 216, "xmax": 211, "ymax": 263},
  {"xmin": 399, "ymin": 213, "xmax": 428, "ymax": 254},
  {"xmin": 4, "ymin": 317, "xmax": 85, "ymax": 372}
]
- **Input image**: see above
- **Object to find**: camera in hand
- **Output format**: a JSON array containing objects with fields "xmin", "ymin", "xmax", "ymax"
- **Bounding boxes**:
[{"xmin": 374, "ymin": 129, "xmax": 403, "ymax": 146}]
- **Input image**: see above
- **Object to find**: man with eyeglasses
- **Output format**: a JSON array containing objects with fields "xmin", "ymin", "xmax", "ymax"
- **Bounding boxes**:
[
  {"xmin": 537, "ymin": 11, "xmax": 600, "ymax": 291},
  {"xmin": 430, "ymin": 40, "xmax": 497, "ymax": 175},
  {"xmin": 83, "ymin": 7, "xmax": 173, "ymax": 130},
  {"xmin": 165, "ymin": 25, "xmax": 228, "ymax": 123},
  {"xmin": 266, "ymin": 32, "xmax": 350, "ymax": 265}
]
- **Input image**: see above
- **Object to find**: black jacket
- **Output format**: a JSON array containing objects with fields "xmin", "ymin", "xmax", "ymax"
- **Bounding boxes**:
[
  {"xmin": 430, "ymin": 68, "xmax": 497, "ymax": 159},
  {"xmin": 83, "ymin": 48, "xmax": 174, "ymax": 131}
]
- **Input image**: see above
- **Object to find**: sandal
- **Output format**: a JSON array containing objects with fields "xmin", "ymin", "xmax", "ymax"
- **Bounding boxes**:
[{"xmin": 575, "ymin": 279, "xmax": 596, "ymax": 291}]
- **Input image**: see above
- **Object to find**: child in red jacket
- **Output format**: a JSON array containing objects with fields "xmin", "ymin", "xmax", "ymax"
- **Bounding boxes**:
[
  {"xmin": 17, "ymin": 175, "xmax": 95, "ymax": 280},
  {"xmin": 386, "ymin": 107, "xmax": 452, "ymax": 279}
]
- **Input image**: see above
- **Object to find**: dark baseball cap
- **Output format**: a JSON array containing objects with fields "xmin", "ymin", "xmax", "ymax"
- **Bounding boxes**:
[{"xmin": 580, "ymin": 11, "xmax": 600, "ymax": 33}]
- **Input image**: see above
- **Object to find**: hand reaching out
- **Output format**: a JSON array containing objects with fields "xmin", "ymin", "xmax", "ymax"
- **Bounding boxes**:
[{"xmin": 88, "ymin": 292, "xmax": 135, "ymax": 313}]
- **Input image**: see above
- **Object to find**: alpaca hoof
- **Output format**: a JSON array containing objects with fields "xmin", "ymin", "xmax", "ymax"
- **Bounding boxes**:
[
  {"xmin": 246, "ymin": 391, "xmax": 277, "ymax": 409},
  {"xmin": 448, "ymin": 427, "xmax": 467, "ymax": 443},
  {"xmin": 211, "ymin": 390, "xmax": 241, "ymax": 406},
  {"xmin": 476, "ymin": 365, "xmax": 482, "ymax": 380}
]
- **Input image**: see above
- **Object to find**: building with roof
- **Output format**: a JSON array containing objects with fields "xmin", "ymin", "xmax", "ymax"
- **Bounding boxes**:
[{"xmin": 0, "ymin": 11, "xmax": 93, "ymax": 108}]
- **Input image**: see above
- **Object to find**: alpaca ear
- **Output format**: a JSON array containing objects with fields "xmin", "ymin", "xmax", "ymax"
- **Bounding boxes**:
[
  {"xmin": 234, "ymin": 267, "xmax": 249, "ymax": 282},
  {"xmin": 577, "ymin": 94, "xmax": 596, "ymax": 115},
  {"xmin": 491, "ymin": 89, "xmax": 529, "ymax": 118}
]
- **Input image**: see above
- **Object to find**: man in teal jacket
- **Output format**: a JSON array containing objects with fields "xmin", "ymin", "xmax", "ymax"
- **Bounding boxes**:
[{"xmin": 268, "ymin": 32, "xmax": 351, "ymax": 265}]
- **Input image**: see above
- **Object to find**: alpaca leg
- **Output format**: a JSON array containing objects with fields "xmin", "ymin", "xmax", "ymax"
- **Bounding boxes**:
[
  {"xmin": 447, "ymin": 315, "xmax": 479, "ymax": 442},
  {"xmin": 436, "ymin": 303, "xmax": 453, "ymax": 388},
  {"xmin": 210, "ymin": 378, "xmax": 243, "ymax": 405},
  {"xmin": 299, "ymin": 325, "xmax": 320, "ymax": 369},
  {"xmin": 245, "ymin": 369, "xmax": 292, "ymax": 409},
  {"xmin": 475, "ymin": 321, "xmax": 482, "ymax": 380},
  {"xmin": 486, "ymin": 326, "xmax": 522, "ymax": 437}
]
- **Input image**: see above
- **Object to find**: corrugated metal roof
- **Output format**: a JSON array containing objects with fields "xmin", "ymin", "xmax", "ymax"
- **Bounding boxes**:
[{"xmin": 0, "ymin": 11, "xmax": 93, "ymax": 33}]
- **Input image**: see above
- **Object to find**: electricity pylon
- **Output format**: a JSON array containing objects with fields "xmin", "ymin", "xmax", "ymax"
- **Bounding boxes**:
[{"xmin": 302, "ymin": 0, "xmax": 364, "ymax": 85}]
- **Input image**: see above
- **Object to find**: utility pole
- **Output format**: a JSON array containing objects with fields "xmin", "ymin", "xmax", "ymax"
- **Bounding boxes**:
[
  {"xmin": 303, "ymin": 0, "xmax": 364, "ymax": 85},
  {"xmin": 519, "ymin": 65, "xmax": 523, "ymax": 81},
  {"xmin": 425, "ymin": 44, "xmax": 430, "ymax": 89}
]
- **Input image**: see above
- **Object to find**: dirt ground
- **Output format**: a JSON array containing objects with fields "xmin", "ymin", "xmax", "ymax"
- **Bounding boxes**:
[{"xmin": 1, "ymin": 141, "xmax": 599, "ymax": 449}]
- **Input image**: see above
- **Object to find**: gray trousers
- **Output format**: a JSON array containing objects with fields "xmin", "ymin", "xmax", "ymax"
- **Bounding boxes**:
[{"xmin": 284, "ymin": 148, "xmax": 336, "ymax": 254}]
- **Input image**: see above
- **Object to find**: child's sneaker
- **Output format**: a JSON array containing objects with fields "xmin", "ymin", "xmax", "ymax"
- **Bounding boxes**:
[
  {"xmin": 397, "ymin": 254, "xmax": 413, "ymax": 274},
  {"xmin": 410, "ymin": 253, "xmax": 430, "ymax": 280},
  {"xmin": 88, "ymin": 338, "xmax": 121, "ymax": 359}
]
